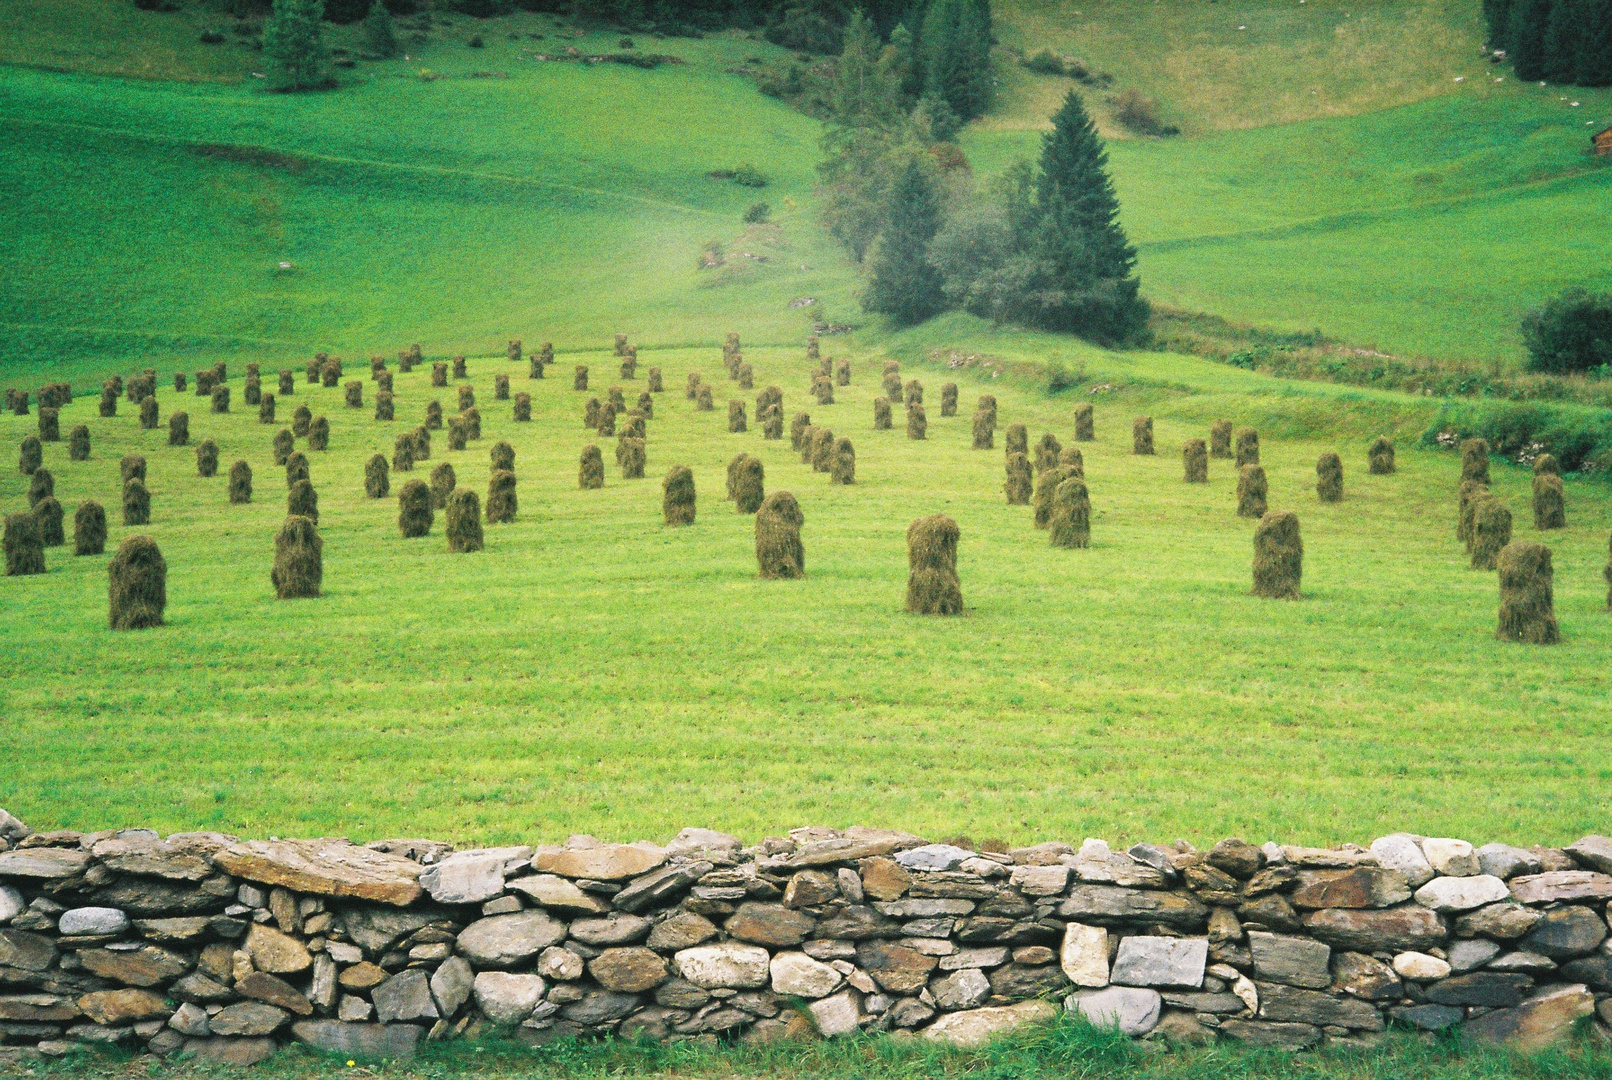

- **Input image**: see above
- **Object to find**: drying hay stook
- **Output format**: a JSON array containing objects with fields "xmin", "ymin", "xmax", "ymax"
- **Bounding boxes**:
[
  {"xmin": 1458, "ymin": 480, "xmax": 1488, "ymax": 550},
  {"xmin": 98, "ymin": 386, "xmax": 117, "ymax": 418},
  {"xmin": 584, "ymin": 397, "xmax": 601, "ymax": 429},
  {"xmin": 27, "ymin": 468, "xmax": 53, "ymax": 508},
  {"xmin": 790, "ymin": 412, "xmax": 812, "ymax": 451},
  {"xmin": 1132, "ymin": 416, "xmax": 1154, "ymax": 455},
  {"xmin": 210, "ymin": 385, "xmax": 230, "ymax": 415},
  {"xmin": 175, "ymin": 373, "xmax": 188, "ymax": 394},
  {"xmin": 447, "ymin": 418, "xmax": 468, "ymax": 452},
  {"xmin": 195, "ymin": 370, "xmax": 215, "ymax": 396},
  {"xmin": 458, "ymin": 386, "xmax": 475, "ymax": 412},
  {"xmin": 882, "ymin": 360, "xmax": 900, "ymax": 376},
  {"xmin": 696, "ymin": 385, "xmax": 714, "ymax": 411},
  {"xmin": 814, "ymin": 377, "xmax": 834, "ymax": 406},
  {"xmin": 452, "ymin": 355, "xmax": 468, "ymax": 380},
  {"xmin": 1059, "ymin": 446, "xmax": 1084, "ymax": 475},
  {"xmin": 345, "ymin": 381, "xmax": 363, "ymax": 409},
  {"xmin": 279, "ymin": 370, "xmax": 295, "ymax": 396},
  {"xmin": 1032, "ymin": 465, "xmax": 1076, "ymax": 527},
  {"xmin": 168, "ymin": 411, "xmax": 189, "ymax": 447},
  {"xmin": 880, "ymin": 372, "xmax": 903, "ymax": 405},
  {"xmin": 375, "ymin": 391, "xmax": 394, "ymax": 421},
  {"xmin": 398, "ymin": 479, "xmax": 433, "ymax": 537},
  {"xmin": 829, "ymin": 436, "xmax": 856, "ymax": 485},
  {"xmin": 907, "ymin": 403, "xmax": 927, "ymax": 440},
  {"xmin": 836, "ymin": 360, "xmax": 851, "ymax": 387},
  {"xmin": 940, "ymin": 383, "xmax": 958, "ymax": 417},
  {"xmin": 285, "ymin": 451, "xmax": 310, "ymax": 488},
  {"xmin": 430, "ymin": 463, "xmax": 457, "ymax": 509},
  {"xmin": 140, "ymin": 397, "xmax": 158, "ymax": 430},
  {"xmin": 638, "ymin": 391, "xmax": 655, "ymax": 419},
  {"xmin": 36, "ymin": 408, "xmax": 59, "ymax": 443},
  {"xmin": 1005, "ymin": 424, "xmax": 1028, "ymax": 458},
  {"xmin": 755, "ymin": 491, "xmax": 805, "ymax": 579},
  {"xmin": 34, "ymin": 497, "xmax": 64, "ymax": 547},
  {"xmin": 3, "ymin": 513, "xmax": 45, "ymax": 576},
  {"xmin": 807, "ymin": 335, "xmax": 820, "ymax": 361},
  {"xmin": 1074, "ymin": 402, "xmax": 1094, "ymax": 442},
  {"xmin": 486, "ymin": 470, "xmax": 517, "ymax": 523},
  {"xmin": 1034, "ymin": 433, "xmax": 1062, "ymax": 474},
  {"xmin": 734, "ymin": 455, "xmax": 765, "ymax": 513},
  {"xmin": 18, "ymin": 436, "xmax": 40, "ymax": 475},
  {"xmin": 1368, "ymin": 436, "xmax": 1395, "ymax": 475},
  {"xmin": 729, "ymin": 401, "xmax": 747, "ymax": 433},
  {"xmin": 495, "ymin": 374, "xmax": 510, "ymax": 401},
  {"xmin": 1533, "ymin": 474, "xmax": 1566, "ymax": 530},
  {"xmin": 538, "ymin": 343, "xmax": 553, "ymax": 367},
  {"xmin": 1236, "ymin": 465, "xmax": 1268, "ymax": 518},
  {"xmin": 292, "ymin": 404, "xmax": 312, "ymax": 438},
  {"xmin": 811, "ymin": 427, "xmax": 836, "ymax": 472},
  {"xmin": 1183, "ymin": 439, "xmax": 1208, "ymax": 483},
  {"xmin": 579, "ymin": 445, "xmax": 605, "ymax": 489},
  {"xmin": 365, "ymin": 454, "xmax": 390, "ymax": 499},
  {"xmin": 1497, "ymin": 542, "xmax": 1560, "ymax": 644},
  {"xmin": 906, "ymin": 514, "xmax": 963, "ymax": 615},
  {"xmin": 622, "ymin": 356, "xmax": 639, "ymax": 381},
  {"xmin": 425, "ymin": 401, "xmax": 443, "ymax": 430},
  {"xmin": 74, "ymin": 501, "xmax": 106, "ymax": 556},
  {"xmin": 1533, "ymin": 453, "xmax": 1561, "ymax": 478},
  {"xmin": 274, "ymin": 429, "xmax": 295, "ymax": 466},
  {"xmin": 1316, "ymin": 452, "xmax": 1343, "ymax": 503},
  {"xmin": 260, "ymin": 394, "xmax": 277, "ymax": 424},
  {"xmin": 287, "ymin": 479, "xmax": 319, "ymax": 524},
  {"xmin": 490, "ymin": 441, "xmax": 515, "ymax": 473},
  {"xmin": 621, "ymin": 411, "xmax": 646, "ymax": 440},
  {"xmin": 972, "ymin": 409, "xmax": 994, "ymax": 450},
  {"xmin": 1004, "ymin": 452, "xmax": 1032, "ymax": 505},
  {"xmin": 1252, "ymin": 511, "xmax": 1302, "ymax": 599},
  {"xmin": 228, "ymin": 460, "xmax": 252, "ymax": 504},
  {"xmin": 574, "ymin": 365, "xmax": 589, "ymax": 391},
  {"xmin": 514, "ymin": 393, "xmax": 532, "ymax": 422},
  {"xmin": 308, "ymin": 416, "xmax": 330, "ymax": 452},
  {"xmin": 1604, "ymin": 533, "xmax": 1612, "ymax": 610},
  {"xmin": 1049, "ymin": 476, "xmax": 1091, "ymax": 549},
  {"xmin": 596, "ymin": 404, "xmax": 617, "ymax": 437},
  {"xmin": 196, "ymin": 440, "xmax": 218, "ymax": 478},
  {"xmin": 1471, "ymin": 498, "xmax": 1512, "ymax": 571},
  {"xmin": 408, "ymin": 343, "xmax": 424, "ymax": 370},
  {"xmin": 874, "ymin": 397, "xmax": 893, "ymax": 430},
  {"xmin": 529, "ymin": 350, "xmax": 546, "ymax": 379},
  {"xmin": 904, "ymin": 380, "xmax": 923, "ymax": 407},
  {"xmin": 647, "ymin": 367, "xmax": 663, "ymax": 393},
  {"xmin": 726, "ymin": 453, "xmax": 751, "ymax": 500},
  {"xmin": 618, "ymin": 437, "xmax": 646, "ymax": 478},
  {"xmin": 120, "ymin": 455, "xmax": 146, "ymax": 485},
  {"xmin": 737, "ymin": 363, "xmax": 753, "ymax": 390},
  {"xmin": 762, "ymin": 407, "xmax": 783, "ymax": 440},
  {"xmin": 245, "ymin": 376, "xmax": 262, "ymax": 406},
  {"xmin": 1460, "ymin": 438, "xmax": 1491, "ymax": 485},
  {"xmin": 122, "ymin": 481, "xmax": 151, "ymax": 527},
  {"xmin": 377, "ymin": 370, "xmax": 393, "ymax": 393},
  {"xmin": 1235, "ymin": 427, "xmax": 1260, "ymax": 467},
  {"xmin": 374, "ymin": 355, "xmax": 389, "ymax": 379},
  {"xmin": 307, "ymin": 358, "xmax": 321, "ymax": 384},
  {"xmin": 213, "ymin": 361, "xmax": 227, "ymax": 384},
  {"xmin": 445, "ymin": 490, "xmax": 484, "ymax": 552},
  {"xmin": 9, "ymin": 390, "xmax": 25, "ymax": 416},
  {"xmin": 663, "ymin": 465, "xmax": 696, "ymax": 526},
  {"xmin": 271, "ymin": 515, "xmax": 323, "ymax": 599},
  {"xmin": 616, "ymin": 333, "xmax": 630, "ymax": 357},
  {"xmin": 816, "ymin": 358, "xmax": 832, "ymax": 381},
  {"xmin": 108, "ymin": 535, "xmax": 166, "ymax": 630},
  {"xmin": 686, "ymin": 372, "xmax": 702, "ymax": 400},
  {"xmin": 321, "ymin": 361, "xmax": 340, "ymax": 389}
]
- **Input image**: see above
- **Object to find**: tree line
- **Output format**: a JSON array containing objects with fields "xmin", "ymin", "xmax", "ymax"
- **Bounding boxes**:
[{"xmin": 1484, "ymin": 0, "xmax": 1612, "ymax": 85}]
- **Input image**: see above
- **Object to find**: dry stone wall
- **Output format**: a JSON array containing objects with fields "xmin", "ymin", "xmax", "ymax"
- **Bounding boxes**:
[{"xmin": 2, "ymin": 810, "xmax": 1610, "ymax": 1065}]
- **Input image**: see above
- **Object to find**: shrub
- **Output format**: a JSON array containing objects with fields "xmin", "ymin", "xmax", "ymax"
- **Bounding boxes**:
[
  {"xmin": 1237, "ymin": 465, "xmax": 1268, "ymax": 519},
  {"xmin": 108, "ymin": 535, "xmax": 165, "ymax": 630},
  {"xmin": 211, "ymin": 385, "xmax": 230, "ymax": 413},
  {"xmin": 1533, "ymin": 473, "xmax": 1566, "ymax": 529},
  {"xmin": 445, "ymin": 489, "xmax": 484, "ymax": 552},
  {"xmin": 1368, "ymin": 436, "xmax": 1395, "ymax": 475},
  {"xmin": 734, "ymin": 455, "xmax": 765, "ymax": 512},
  {"xmin": 755, "ymin": 491, "xmax": 805, "ymax": 579},
  {"xmin": 1497, "ymin": 542, "xmax": 1559, "ymax": 644},
  {"xmin": 19, "ymin": 436, "xmax": 41, "ymax": 475},
  {"xmin": 906, "ymin": 514, "xmax": 963, "ymax": 615},
  {"xmin": 580, "ymin": 444, "xmax": 605, "ymax": 489},
  {"xmin": 74, "ymin": 500, "xmax": 107, "ymax": 556},
  {"xmin": 1004, "ymin": 452, "xmax": 1032, "ymax": 504},
  {"xmin": 1112, "ymin": 88, "xmax": 1178, "ymax": 137},
  {"xmin": 140, "ymin": 396, "xmax": 159, "ymax": 430},
  {"xmin": 1049, "ymin": 476, "xmax": 1091, "ymax": 549},
  {"xmin": 26, "ymin": 468, "xmax": 53, "ymax": 508},
  {"xmin": 430, "ymin": 463, "xmax": 457, "ymax": 509},
  {"xmin": 663, "ymin": 465, "xmax": 696, "ymax": 525},
  {"xmin": 229, "ymin": 460, "xmax": 253, "ymax": 504},
  {"xmin": 261, "ymin": 394, "xmax": 277, "ymax": 424},
  {"xmin": 1316, "ymin": 452, "xmax": 1343, "ymax": 503},
  {"xmin": 1252, "ymin": 511, "xmax": 1302, "ymax": 599},
  {"xmin": 1183, "ymin": 439, "xmax": 1207, "ymax": 484},
  {"xmin": 271, "ymin": 515, "xmax": 323, "ymax": 599},
  {"xmin": 197, "ymin": 440, "xmax": 219, "ymax": 478},
  {"xmin": 743, "ymin": 202, "xmax": 771, "ymax": 224},
  {"xmin": 1520, "ymin": 288, "xmax": 1612, "ymax": 374},
  {"xmin": 398, "ymin": 479, "xmax": 433, "ymax": 537},
  {"xmin": 730, "ymin": 163, "xmax": 767, "ymax": 187},
  {"xmin": 972, "ymin": 409, "xmax": 994, "ymax": 449},
  {"xmin": 3, "ymin": 512, "xmax": 45, "ymax": 576},
  {"xmin": 285, "ymin": 450, "xmax": 310, "ymax": 488},
  {"xmin": 1235, "ymin": 427, "xmax": 1259, "ymax": 467},
  {"xmin": 33, "ymin": 497, "xmax": 64, "ymax": 547},
  {"xmin": 292, "ymin": 404, "xmax": 312, "ymax": 437}
]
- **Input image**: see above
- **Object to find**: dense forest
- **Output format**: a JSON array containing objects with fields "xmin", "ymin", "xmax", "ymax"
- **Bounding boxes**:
[{"xmin": 1484, "ymin": 0, "xmax": 1612, "ymax": 85}]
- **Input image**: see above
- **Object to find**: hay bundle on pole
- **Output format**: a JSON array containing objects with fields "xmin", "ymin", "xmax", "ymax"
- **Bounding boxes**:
[
  {"xmin": 737, "ymin": 362, "xmax": 753, "ymax": 389},
  {"xmin": 906, "ymin": 514, "xmax": 963, "ymax": 615},
  {"xmin": 37, "ymin": 407, "xmax": 59, "ymax": 442},
  {"xmin": 120, "ymin": 455, "xmax": 146, "ymax": 485},
  {"xmin": 940, "ymin": 383, "xmax": 957, "ymax": 416},
  {"xmin": 836, "ymin": 360, "xmax": 851, "ymax": 387},
  {"xmin": 260, "ymin": 394, "xmax": 277, "ymax": 424},
  {"xmin": 274, "ymin": 429, "xmax": 295, "ymax": 465},
  {"xmin": 814, "ymin": 376, "xmax": 834, "ymax": 405},
  {"xmin": 1059, "ymin": 446, "xmax": 1084, "ymax": 474},
  {"xmin": 618, "ymin": 436, "xmax": 646, "ymax": 478},
  {"xmin": 637, "ymin": 390, "xmax": 654, "ymax": 419},
  {"xmin": 1458, "ymin": 480, "xmax": 1488, "ymax": 550},
  {"xmin": 34, "ymin": 497, "xmax": 64, "ymax": 547},
  {"xmin": 168, "ymin": 411, "xmax": 190, "ymax": 447},
  {"xmin": 490, "ymin": 440, "xmax": 515, "ymax": 472},
  {"xmin": 904, "ymin": 379, "xmax": 923, "ymax": 407},
  {"xmin": 883, "ymin": 359, "xmax": 900, "ymax": 375},
  {"xmin": 309, "ymin": 416, "xmax": 330, "ymax": 451},
  {"xmin": 1074, "ymin": 402, "xmax": 1095, "ymax": 442},
  {"xmin": 463, "ymin": 405, "xmax": 483, "ymax": 440},
  {"xmin": 1316, "ymin": 452, "xmax": 1343, "ymax": 502},
  {"xmin": 373, "ymin": 354, "xmax": 388, "ymax": 380},
  {"xmin": 425, "ymin": 400, "xmax": 443, "ymax": 430},
  {"xmin": 972, "ymin": 409, "xmax": 994, "ymax": 449},
  {"xmin": 196, "ymin": 440, "xmax": 219, "ymax": 477},
  {"xmin": 647, "ymin": 367, "xmax": 663, "ymax": 392},
  {"xmin": 791, "ymin": 412, "xmax": 812, "ymax": 451},
  {"xmin": 907, "ymin": 403, "xmax": 927, "ymax": 440},
  {"xmin": 1183, "ymin": 439, "xmax": 1207, "ymax": 483},
  {"xmin": 486, "ymin": 469, "xmax": 517, "ymax": 523},
  {"xmin": 140, "ymin": 396, "xmax": 159, "ymax": 430},
  {"xmin": 616, "ymin": 333, "xmax": 630, "ymax": 357},
  {"xmin": 812, "ymin": 427, "xmax": 836, "ymax": 471},
  {"xmin": 430, "ymin": 462, "xmax": 457, "ymax": 509},
  {"xmin": 430, "ymin": 362, "xmax": 448, "ymax": 388},
  {"xmin": 122, "ymin": 478, "xmax": 151, "ymax": 526},
  {"xmin": 398, "ymin": 479, "xmax": 433, "ymax": 537},
  {"xmin": 818, "ymin": 357, "xmax": 832, "ymax": 381},
  {"xmin": 1034, "ymin": 432, "xmax": 1062, "ymax": 473},
  {"xmin": 1460, "ymin": 438, "xmax": 1490, "ymax": 485},
  {"xmin": 874, "ymin": 397, "xmax": 893, "ymax": 430},
  {"xmin": 1235, "ymin": 427, "xmax": 1259, "ymax": 467},
  {"xmin": 292, "ymin": 404, "xmax": 312, "ymax": 437},
  {"xmin": 74, "ymin": 501, "xmax": 107, "ymax": 556},
  {"xmin": 1004, "ymin": 452, "xmax": 1032, "ymax": 504},
  {"xmin": 1603, "ymin": 533, "xmax": 1612, "ymax": 610},
  {"xmin": 538, "ymin": 342, "xmax": 552, "ymax": 367},
  {"xmin": 3, "ymin": 512, "xmax": 45, "ymax": 576},
  {"xmin": 1049, "ymin": 476, "xmax": 1091, "ymax": 549},
  {"xmin": 726, "ymin": 453, "xmax": 749, "ymax": 500},
  {"xmin": 798, "ymin": 424, "xmax": 818, "ymax": 463},
  {"xmin": 1033, "ymin": 465, "xmax": 1075, "ymax": 527},
  {"xmin": 621, "ymin": 410, "xmax": 646, "ymax": 440},
  {"xmin": 882, "ymin": 372, "xmax": 903, "ymax": 404},
  {"xmin": 195, "ymin": 370, "xmax": 215, "ymax": 396},
  {"xmin": 229, "ymin": 460, "xmax": 252, "ymax": 504},
  {"xmin": 285, "ymin": 450, "xmax": 309, "ymax": 488},
  {"xmin": 514, "ymin": 393, "xmax": 532, "ymax": 422},
  {"xmin": 579, "ymin": 444, "xmax": 605, "ymax": 489},
  {"xmin": 175, "ymin": 373, "xmax": 188, "ymax": 394},
  {"xmin": 108, "ymin": 535, "xmax": 165, "ymax": 629},
  {"xmin": 734, "ymin": 455, "xmax": 765, "ymax": 512},
  {"xmin": 1368, "ymin": 436, "xmax": 1395, "ymax": 474},
  {"xmin": 1132, "ymin": 416, "xmax": 1154, "ymax": 455},
  {"xmin": 365, "ymin": 454, "xmax": 390, "ymax": 498},
  {"xmin": 458, "ymin": 385, "xmax": 475, "ymax": 412},
  {"xmin": 321, "ymin": 360, "xmax": 340, "ymax": 389},
  {"xmin": 1471, "ymin": 498, "xmax": 1512, "ymax": 570},
  {"xmin": 494, "ymin": 373, "xmax": 510, "ymax": 401},
  {"xmin": 1533, "ymin": 453, "xmax": 1561, "ymax": 478},
  {"xmin": 19, "ymin": 436, "xmax": 41, "ymax": 475},
  {"xmin": 1236, "ymin": 464, "xmax": 1268, "ymax": 518},
  {"xmin": 529, "ymin": 350, "xmax": 546, "ymax": 379},
  {"xmin": 807, "ymin": 335, "xmax": 820, "ymax": 361},
  {"xmin": 1252, "ymin": 511, "xmax": 1302, "ymax": 599},
  {"xmin": 1533, "ymin": 473, "xmax": 1566, "ymax": 530},
  {"xmin": 27, "ymin": 468, "xmax": 53, "ymax": 508},
  {"xmin": 831, "ymin": 437, "xmax": 855, "ymax": 485},
  {"xmin": 686, "ymin": 371, "xmax": 702, "ymax": 400},
  {"xmin": 452, "ymin": 355, "xmax": 467, "ymax": 380},
  {"xmin": 584, "ymin": 397, "xmax": 601, "ymax": 429},
  {"xmin": 244, "ymin": 376, "xmax": 262, "ymax": 406},
  {"xmin": 271, "ymin": 515, "xmax": 322, "ymax": 599},
  {"xmin": 761, "ymin": 406, "xmax": 783, "ymax": 440},
  {"xmin": 755, "ymin": 491, "xmax": 805, "ymax": 578},
  {"xmin": 596, "ymin": 403, "xmax": 617, "ymax": 437},
  {"xmin": 729, "ymin": 400, "xmax": 747, "ymax": 433},
  {"xmin": 663, "ymin": 465, "xmax": 695, "ymax": 525},
  {"xmin": 407, "ymin": 343, "xmax": 424, "ymax": 370},
  {"xmin": 696, "ymin": 385, "xmax": 715, "ymax": 411},
  {"xmin": 99, "ymin": 385, "xmax": 118, "ymax": 418},
  {"xmin": 574, "ymin": 365, "xmax": 589, "ymax": 391},
  {"xmin": 287, "ymin": 478, "xmax": 319, "ymax": 523},
  {"xmin": 1005, "ymin": 424, "xmax": 1028, "ymax": 457},
  {"xmin": 345, "ymin": 381, "xmax": 363, "ymax": 409},
  {"xmin": 1497, "ymin": 542, "xmax": 1559, "ymax": 643},
  {"xmin": 621, "ymin": 355, "xmax": 638, "ymax": 381},
  {"xmin": 10, "ymin": 390, "xmax": 26, "ymax": 415},
  {"xmin": 279, "ymin": 370, "xmax": 295, "ymax": 396},
  {"xmin": 375, "ymin": 390, "xmax": 394, "ymax": 421}
]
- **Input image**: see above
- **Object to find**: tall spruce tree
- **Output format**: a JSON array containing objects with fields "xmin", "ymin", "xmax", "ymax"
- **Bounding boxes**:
[
  {"xmin": 863, "ymin": 157, "xmax": 945, "ymax": 324},
  {"xmin": 1506, "ymin": 0, "xmax": 1553, "ymax": 80},
  {"xmin": 363, "ymin": 0, "xmax": 398, "ymax": 58},
  {"xmin": 1542, "ymin": 0, "xmax": 1581, "ymax": 83},
  {"xmin": 263, "ymin": 0, "xmax": 332, "ymax": 91},
  {"xmin": 918, "ymin": 0, "xmax": 992, "ymax": 120},
  {"xmin": 1574, "ymin": 0, "xmax": 1612, "ymax": 83},
  {"xmin": 1484, "ymin": 0, "xmax": 1516, "ymax": 48}
]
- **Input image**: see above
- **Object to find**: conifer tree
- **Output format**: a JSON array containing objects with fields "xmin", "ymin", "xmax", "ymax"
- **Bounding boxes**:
[
  {"xmin": 864, "ymin": 157, "xmax": 945, "ymax": 324},
  {"xmin": 264, "ymin": 0, "xmax": 332, "ymax": 92},
  {"xmin": 1506, "ymin": 0, "xmax": 1554, "ymax": 81},
  {"xmin": 364, "ymin": 0, "xmax": 398, "ymax": 58},
  {"xmin": 1574, "ymin": 0, "xmax": 1612, "ymax": 83},
  {"xmin": 1542, "ymin": 0, "xmax": 1582, "ymax": 83}
]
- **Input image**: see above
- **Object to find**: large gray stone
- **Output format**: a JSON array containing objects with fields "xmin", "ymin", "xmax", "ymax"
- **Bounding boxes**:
[
  {"xmin": 1422, "ymin": 971, "xmax": 1533, "ymax": 1007},
  {"xmin": 531, "ymin": 843, "xmax": 667, "ymax": 881},
  {"xmin": 1059, "ymin": 922, "xmax": 1108, "ymax": 987},
  {"xmin": 372, "ymin": 969, "xmax": 438, "ymax": 1024},
  {"xmin": 1520, "ymin": 905, "xmax": 1607, "ymax": 959},
  {"xmin": 1218, "ymin": 1019, "xmax": 1321, "ymax": 1050},
  {"xmin": 341, "ymin": 907, "xmax": 438, "ymax": 953},
  {"xmin": 1058, "ymin": 887, "xmax": 1208, "ymax": 929},
  {"xmin": 1413, "ymin": 874, "xmax": 1509, "ymax": 913},
  {"xmin": 1256, "ymin": 983, "xmax": 1384, "ymax": 1031},
  {"xmin": 1302, "ymin": 905, "xmax": 1446, "ymax": 951},
  {"xmin": 0, "ymin": 885, "xmax": 22, "ymax": 924},
  {"xmin": 290, "ymin": 1020, "xmax": 423, "ymax": 1060},
  {"xmin": 1563, "ymin": 836, "xmax": 1612, "ymax": 875},
  {"xmin": 456, "ymin": 910, "xmax": 567, "ymax": 967},
  {"xmin": 1464, "ymin": 983, "xmax": 1595, "ymax": 1052},
  {"xmin": 895, "ymin": 845, "xmax": 974, "ymax": 871},
  {"xmin": 1290, "ymin": 868, "xmax": 1410, "ymax": 910},
  {"xmin": 1446, "ymin": 938, "xmax": 1502, "ymax": 973},
  {"xmin": 1066, "ymin": 987, "xmax": 1161, "ymax": 1036},
  {"xmin": 673, "ymin": 943, "xmax": 771, "ymax": 989},
  {"xmin": 612, "ymin": 861, "xmax": 712, "ymax": 913},
  {"xmin": 569, "ymin": 913, "xmax": 651, "ymax": 945},
  {"xmin": 430, "ymin": 955, "xmax": 474, "ymax": 1017},
  {"xmin": 1248, "ymin": 931, "xmax": 1331, "ymax": 990},
  {"xmin": 768, "ymin": 952, "xmax": 843, "ymax": 998},
  {"xmin": 214, "ymin": 840, "xmax": 423, "ymax": 906},
  {"xmin": 808, "ymin": 989, "xmax": 865, "ymax": 1037},
  {"xmin": 1509, "ymin": 871, "xmax": 1612, "ymax": 904},
  {"xmin": 921, "ymin": 1000, "xmax": 1058, "ymax": 1046},
  {"xmin": 1477, "ymin": 844, "xmax": 1540, "ymax": 880},
  {"xmin": 589, "ymin": 947, "xmax": 669, "ymax": 993},
  {"xmin": 418, "ymin": 847, "xmax": 531, "ymax": 905},
  {"xmin": 57, "ymin": 908, "xmax": 129, "ymax": 937},
  {"xmin": 1421, "ymin": 838, "xmax": 1480, "ymax": 877},
  {"xmin": 0, "ymin": 849, "xmax": 91, "ymax": 880},
  {"xmin": 90, "ymin": 836, "xmax": 215, "ymax": 882},
  {"xmin": 505, "ymin": 874, "xmax": 610, "ymax": 913},
  {"xmin": 209, "ymin": 1002, "xmax": 289, "ymax": 1037},
  {"xmin": 1368, "ymin": 835, "xmax": 1434, "ymax": 888},
  {"xmin": 1109, "ymin": 936, "xmax": 1206, "ymax": 989},
  {"xmin": 184, "ymin": 1037, "xmax": 277, "ymax": 1067},
  {"xmin": 472, "ymin": 972, "xmax": 546, "ymax": 1025},
  {"xmin": 559, "ymin": 990, "xmax": 641, "ymax": 1026},
  {"xmin": 931, "ymin": 968, "xmax": 991, "ymax": 1010}
]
